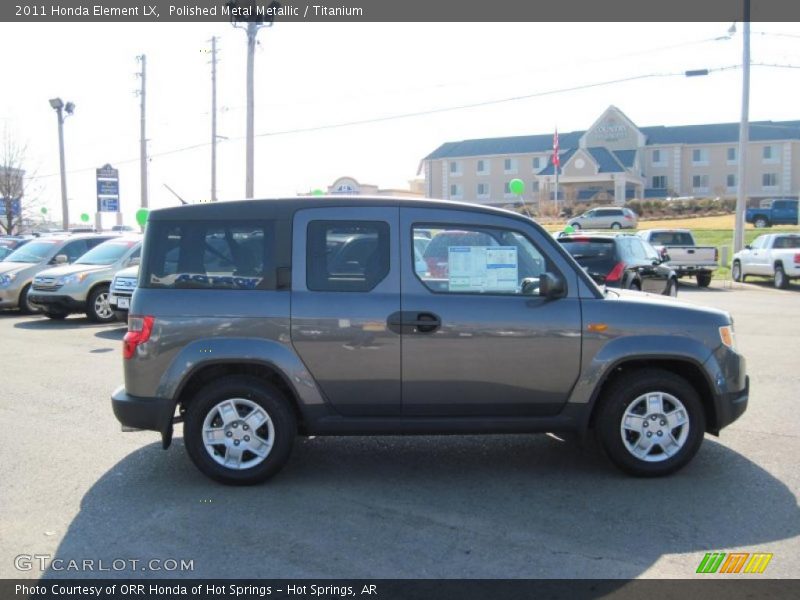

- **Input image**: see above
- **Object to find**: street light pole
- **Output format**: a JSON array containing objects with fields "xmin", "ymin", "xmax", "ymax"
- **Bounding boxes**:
[
  {"xmin": 49, "ymin": 98, "xmax": 74, "ymax": 230},
  {"xmin": 245, "ymin": 21, "xmax": 256, "ymax": 199},
  {"xmin": 734, "ymin": 4, "xmax": 750, "ymax": 253}
]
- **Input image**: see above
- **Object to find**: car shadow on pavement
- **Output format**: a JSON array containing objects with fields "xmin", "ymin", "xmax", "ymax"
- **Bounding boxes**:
[
  {"xmin": 13, "ymin": 317, "xmax": 120, "ymax": 330},
  {"xmin": 45, "ymin": 433, "xmax": 800, "ymax": 580},
  {"xmin": 94, "ymin": 327, "xmax": 127, "ymax": 341}
]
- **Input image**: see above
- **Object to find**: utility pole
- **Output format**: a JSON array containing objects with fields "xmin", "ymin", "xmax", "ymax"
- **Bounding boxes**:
[
  {"xmin": 136, "ymin": 54, "xmax": 149, "ymax": 209},
  {"xmin": 245, "ymin": 21, "xmax": 257, "ymax": 199},
  {"xmin": 210, "ymin": 36, "xmax": 219, "ymax": 202},
  {"xmin": 733, "ymin": 3, "xmax": 750, "ymax": 253}
]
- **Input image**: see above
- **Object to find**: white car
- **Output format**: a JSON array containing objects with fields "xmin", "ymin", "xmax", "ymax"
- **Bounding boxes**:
[{"xmin": 732, "ymin": 233, "xmax": 800, "ymax": 289}]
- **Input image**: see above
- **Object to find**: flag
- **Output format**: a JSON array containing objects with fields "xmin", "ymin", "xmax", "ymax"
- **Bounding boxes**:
[{"xmin": 553, "ymin": 128, "xmax": 560, "ymax": 168}]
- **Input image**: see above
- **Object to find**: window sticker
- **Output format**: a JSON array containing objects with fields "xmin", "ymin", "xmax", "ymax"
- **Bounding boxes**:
[{"xmin": 448, "ymin": 246, "xmax": 518, "ymax": 292}]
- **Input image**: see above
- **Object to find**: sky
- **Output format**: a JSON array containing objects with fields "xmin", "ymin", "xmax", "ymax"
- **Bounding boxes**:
[{"xmin": 1, "ymin": 21, "xmax": 799, "ymax": 227}]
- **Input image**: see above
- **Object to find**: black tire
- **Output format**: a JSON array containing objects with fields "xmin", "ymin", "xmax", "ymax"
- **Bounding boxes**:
[
  {"xmin": 663, "ymin": 278, "xmax": 678, "ymax": 297},
  {"xmin": 754, "ymin": 217, "xmax": 769, "ymax": 228},
  {"xmin": 774, "ymin": 264, "xmax": 789, "ymax": 289},
  {"xmin": 595, "ymin": 368, "xmax": 705, "ymax": 477},
  {"xmin": 696, "ymin": 273, "xmax": 712, "ymax": 288},
  {"xmin": 184, "ymin": 376, "xmax": 297, "ymax": 485},
  {"xmin": 87, "ymin": 285, "xmax": 115, "ymax": 323},
  {"xmin": 611, "ymin": 222, "xmax": 622, "ymax": 230},
  {"xmin": 44, "ymin": 312, "xmax": 67, "ymax": 320},
  {"xmin": 17, "ymin": 283, "xmax": 39, "ymax": 315},
  {"xmin": 731, "ymin": 261, "xmax": 743, "ymax": 282}
]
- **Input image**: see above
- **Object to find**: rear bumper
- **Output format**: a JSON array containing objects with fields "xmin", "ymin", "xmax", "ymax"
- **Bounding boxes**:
[
  {"xmin": 111, "ymin": 385, "xmax": 175, "ymax": 434},
  {"xmin": 28, "ymin": 294, "xmax": 85, "ymax": 313}
]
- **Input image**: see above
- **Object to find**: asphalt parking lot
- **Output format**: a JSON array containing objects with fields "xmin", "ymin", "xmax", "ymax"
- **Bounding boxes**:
[{"xmin": 0, "ymin": 279, "xmax": 798, "ymax": 580}]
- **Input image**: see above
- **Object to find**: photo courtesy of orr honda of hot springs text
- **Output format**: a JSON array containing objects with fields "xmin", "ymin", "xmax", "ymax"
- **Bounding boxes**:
[{"xmin": 111, "ymin": 196, "xmax": 748, "ymax": 485}]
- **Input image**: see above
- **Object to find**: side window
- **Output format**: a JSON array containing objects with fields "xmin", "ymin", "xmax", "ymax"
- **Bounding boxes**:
[
  {"xmin": 415, "ymin": 225, "xmax": 549, "ymax": 295},
  {"xmin": 60, "ymin": 240, "xmax": 89, "ymax": 262},
  {"xmin": 307, "ymin": 221, "xmax": 390, "ymax": 292},
  {"xmin": 144, "ymin": 221, "xmax": 273, "ymax": 289},
  {"xmin": 641, "ymin": 241, "xmax": 660, "ymax": 262},
  {"xmin": 629, "ymin": 239, "xmax": 649, "ymax": 261}
]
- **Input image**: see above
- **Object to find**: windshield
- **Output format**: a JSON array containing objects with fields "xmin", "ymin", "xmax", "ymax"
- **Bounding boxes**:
[
  {"xmin": 4, "ymin": 240, "xmax": 58, "ymax": 263},
  {"xmin": 76, "ymin": 240, "xmax": 138, "ymax": 265}
]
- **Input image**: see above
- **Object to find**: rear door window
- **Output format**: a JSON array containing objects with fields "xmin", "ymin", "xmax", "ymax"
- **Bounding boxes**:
[{"xmin": 143, "ymin": 221, "xmax": 274, "ymax": 290}]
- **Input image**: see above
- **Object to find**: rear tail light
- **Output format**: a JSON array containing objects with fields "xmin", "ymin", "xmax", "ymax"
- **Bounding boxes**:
[
  {"xmin": 624, "ymin": 214, "xmax": 632, "ymax": 220},
  {"xmin": 606, "ymin": 262, "xmax": 626, "ymax": 283},
  {"xmin": 794, "ymin": 253, "xmax": 800, "ymax": 265},
  {"xmin": 123, "ymin": 315, "xmax": 154, "ymax": 359}
]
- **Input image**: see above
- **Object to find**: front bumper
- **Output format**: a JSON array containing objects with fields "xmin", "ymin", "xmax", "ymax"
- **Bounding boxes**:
[
  {"xmin": 715, "ymin": 375, "xmax": 749, "ymax": 431},
  {"xmin": 111, "ymin": 385, "xmax": 175, "ymax": 433},
  {"xmin": 27, "ymin": 294, "xmax": 85, "ymax": 313},
  {"xmin": 0, "ymin": 284, "xmax": 24, "ymax": 309}
]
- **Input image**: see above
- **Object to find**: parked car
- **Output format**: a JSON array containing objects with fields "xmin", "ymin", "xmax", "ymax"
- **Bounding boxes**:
[
  {"xmin": 111, "ymin": 225, "xmax": 136, "ymax": 232},
  {"xmin": 731, "ymin": 233, "xmax": 800, "ymax": 288},
  {"xmin": 111, "ymin": 197, "xmax": 747, "ymax": 485},
  {"xmin": 0, "ymin": 236, "xmax": 32, "ymax": 261},
  {"xmin": 567, "ymin": 206, "xmax": 638, "ymax": 230},
  {"xmin": 28, "ymin": 236, "xmax": 141, "ymax": 321},
  {"xmin": 0, "ymin": 234, "xmax": 114, "ymax": 313},
  {"xmin": 637, "ymin": 229, "xmax": 718, "ymax": 288},
  {"xmin": 109, "ymin": 265, "xmax": 139, "ymax": 323},
  {"xmin": 745, "ymin": 198, "xmax": 798, "ymax": 228},
  {"xmin": 558, "ymin": 233, "xmax": 679, "ymax": 296}
]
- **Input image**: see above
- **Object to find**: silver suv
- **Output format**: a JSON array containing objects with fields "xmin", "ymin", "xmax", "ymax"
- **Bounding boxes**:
[
  {"xmin": 29, "ymin": 237, "xmax": 141, "ymax": 322},
  {"xmin": 568, "ymin": 206, "xmax": 638, "ymax": 230},
  {"xmin": 0, "ymin": 234, "xmax": 113, "ymax": 314},
  {"xmin": 111, "ymin": 197, "xmax": 747, "ymax": 485}
]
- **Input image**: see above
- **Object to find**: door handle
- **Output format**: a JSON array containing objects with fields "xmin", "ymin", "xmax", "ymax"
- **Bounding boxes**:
[{"xmin": 387, "ymin": 311, "xmax": 441, "ymax": 334}]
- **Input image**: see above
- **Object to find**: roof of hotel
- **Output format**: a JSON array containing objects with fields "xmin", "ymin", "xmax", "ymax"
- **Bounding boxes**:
[{"xmin": 424, "ymin": 119, "xmax": 800, "ymax": 160}]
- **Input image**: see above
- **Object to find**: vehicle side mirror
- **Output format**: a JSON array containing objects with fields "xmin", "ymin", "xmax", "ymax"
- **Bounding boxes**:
[
  {"xmin": 539, "ymin": 272, "xmax": 566, "ymax": 299},
  {"xmin": 744, "ymin": 245, "xmax": 751, "ymax": 250},
  {"xmin": 128, "ymin": 257, "xmax": 141, "ymax": 267},
  {"xmin": 521, "ymin": 277, "xmax": 538, "ymax": 295},
  {"xmin": 54, "ymin": 254, "xmax": 68, "ymax": 264}
]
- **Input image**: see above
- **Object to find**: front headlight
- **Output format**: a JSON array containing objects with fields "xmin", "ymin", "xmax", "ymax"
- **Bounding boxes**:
[
  {"xmin": 0, "ymin": 273, "xmax": 18, "ymax": 287},
  {"xmin": 719, "ymin": 324, "xmax": 737, "ymax": 352},
  {"xmin": 56, "ymin": 272, "xmax": 91, "ymax": 286}
]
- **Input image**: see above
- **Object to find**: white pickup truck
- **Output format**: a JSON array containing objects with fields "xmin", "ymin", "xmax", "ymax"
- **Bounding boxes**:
[
  {"xmin": 637, "ymin": 229, "xmax": 718, "ymax": 287},
  {"xmin": 732, "ymin": 233, "xmax": 800, "ymax": 288}
]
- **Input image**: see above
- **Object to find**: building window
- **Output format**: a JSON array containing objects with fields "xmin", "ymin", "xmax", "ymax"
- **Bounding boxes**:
[
  {"xmin": 450, "ymin": 183, "xmax": 463, "ymax": 198},
  {"xmin": 652, "ymin": 175, "xmax": 667, "ymax": 189},
  {"xmin": 763, "ymin": 145, "xmax": 777, "ymax": 162},
  {"xmin": 692, "ymin": 174, "xmax": 709, "ymax": 191},
  {"xmin": 727, "ymin": 147, "xmax": 737, "ymax": 164},
  {"xmin": 449, "ymin": 161, "xmax": 462, "ymax": 176},
  {"xmin": 476, "ymin": 159, "xmax": 488, "ymax": 175},
  {"xmin": 692, "ymin": 148, "xmax": 709, "ymax": 165},
  {"xmin": 726, "ymin": 174, "xmax": 737, "ymax": 190},
  {"xmin": 504, "ymin": 158, "xmax": 518, "ymax": 174},
  {"xmin": 532, "ymin": 157, "xmax": 542, "ymax": 170},
  {"xmin": 477, "ymin": 183, "xmax": 489, "ymax": 198},
  {"xmin": 762, "ymin": 173, "xmax": 778, "ymax": 188},
  {"xmin": 531, "ymin": 180, "xmax": 540, "ymax": 192},
  {"xmin": 651, "ymin": 149, "xmax": 666, "ymax": 166}
]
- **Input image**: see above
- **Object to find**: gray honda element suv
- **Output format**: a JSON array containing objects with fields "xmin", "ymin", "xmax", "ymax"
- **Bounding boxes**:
[{"xmin": 111, "ymin": 197, "xmax": 748, "ymax": 485}]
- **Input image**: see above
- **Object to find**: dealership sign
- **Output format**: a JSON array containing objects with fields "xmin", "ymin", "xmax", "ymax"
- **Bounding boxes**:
[{"xmin": 96, "ymin": 164, "xmax": 120, "ymax": 212}]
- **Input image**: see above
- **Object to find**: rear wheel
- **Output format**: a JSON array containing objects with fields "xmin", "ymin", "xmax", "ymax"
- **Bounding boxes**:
[
  {"xmin": 611, "ymin": 222, "xmax": 622, "ymax": 230},
  {"xmin": 732, "ymin": 261, "xmax": 743, "ymax": 282},
  {"xmin": 774, "ymin": 264, "xmax": 789, "ymax": 289},
  {"xmin": 17, "ymin": 283, "xmax": 39, "ymax": 315},
  {"xmin": 595, "ymin": 369, "xmax": 705, "ymax": 477},
  {"xmin": 87, "ymin": 285, "xmax": 115, "ymax": 323},
  {"xmin": 696, "ymin": 273, "xmax": 712, "ymax": 288},
  {"xmin": 184, "ymin": 376, "xmax": 297, "ymax": 485},
  {"xmin": 754, "ymin": 217, "xmax": 768, "ymax": 228}
]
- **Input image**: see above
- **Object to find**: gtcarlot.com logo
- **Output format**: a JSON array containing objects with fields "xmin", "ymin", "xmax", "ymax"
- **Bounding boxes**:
[
  {"xmin": 696, "ymin": 552, "xmax": 773, "ymax": 574},
  {"xmin": 14, "ymin": 554, "xmax": 194, "ymax": 572}
]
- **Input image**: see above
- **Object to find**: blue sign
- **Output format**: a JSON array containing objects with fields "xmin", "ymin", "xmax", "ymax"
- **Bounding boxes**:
[
  {"xmin": 0, "ymin": 198, "xmax": 21, "ymax": 218},
  {"xmin": 96, "ymin": 163, "xmax": 120, "ymax": 213}
]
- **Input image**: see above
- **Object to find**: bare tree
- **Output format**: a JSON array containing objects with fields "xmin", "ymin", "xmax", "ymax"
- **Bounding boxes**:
[{"xmin": 0, "ymin": 129, "xmax": 42, "ymax": 235}]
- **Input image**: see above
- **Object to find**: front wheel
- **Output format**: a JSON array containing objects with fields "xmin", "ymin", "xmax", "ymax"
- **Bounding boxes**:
[
  {"xmin": 754, "ymin": 217, "xmax": 768, "ymax": 228},
  {"xmin": 18, "ymin": 283, "xmax": 39, "ymax": 315},
  {"xmin": 87, "ymin": 285, "xmax": 116, "ymax": 323},
  {"xmin": 774, "ymin": 265, "xmax": 789, "ymax": 289},
  {"xmin": 184, "ymin": 376, "xmax": 297, "ymax": 485},
  {"xmin": 595, "ymin": 369, "xmax": 705, "ymax": 477},
  {"xmin": 696, "ymin": 273, "xmax": 712, "ymax": 288},
  {"xmin": 570, "ymin": 222, "xmax": 581, "ymax": 231},
  {"xmin": 732, "ymin": 261, "xmax": 743, "ymax": 282}
]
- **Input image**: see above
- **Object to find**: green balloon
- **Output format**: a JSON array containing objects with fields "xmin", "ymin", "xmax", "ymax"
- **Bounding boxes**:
[
  {"xmin": 312, "ymin": 189, "xmax": 324, "ymax": 196},
  {"xmin": 509, "ymin": 178, "xmax": 525, "ymax": 195},
  {"xmin": 563, "ymin": 225, "xmax": 575, "ymax": 234},
  {"xmin": 80, "ymin": 213, "xmax": 90, "ymax": 223},
  {"xmin": 40, "ymin": 207, "xmax": 48, "ymax": 215},
  {"xmin": 135, "ymin": 208, "xmax": 150, "ymax": 227}
]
